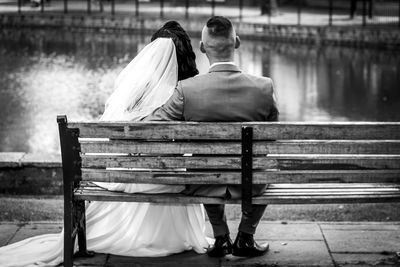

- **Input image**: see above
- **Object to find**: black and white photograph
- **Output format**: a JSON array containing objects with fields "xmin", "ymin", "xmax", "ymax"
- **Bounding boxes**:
[{"xmin": 0, "ymin": 0, "xmax": 399, "ymax": 266}]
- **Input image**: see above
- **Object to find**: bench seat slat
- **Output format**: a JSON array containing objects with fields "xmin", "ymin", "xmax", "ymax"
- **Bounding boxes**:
[
  {"xmin": 69, "ymin": 122, "xmax": 400, "ymax": 140},
  {"xmin": 80, "ymin": 140, "xmax": 400, "ymax": 155},
  {"xmin": 80, "ymin": 187, "xmax": 400, "ymax": 195},
  {"xmin": 267, "ymin": 188, "xmax": 400, "ymax": 193},
  {"xmin": 82, "ymin": 169, "xmax": 400, "ymax": 184},
  {"xmin": 268, "ymin": 183, "xmax": 400, "ymax": 189},
  {"xmin": 81, "ymin": 187, "xmax": 400, "ymax": 194},
  {"xmin": 82, "ymin": 155, "xmax": 400, "ymax": 170},
  {"xmin": 75, "ymin": 189, "xmax": 230, "ymax": 204},
  {"xmin": 252, "ymin": 195, "xmax": 400, "ymax": 204},
  {"xmin": 74, "ymin": 183, "xmax": 400, "ymax": 204},
  {"xmin": 79, "ymin": 182, "xmax": 399, "ymax": 193},
  {"xmin": 80, "ymin": 181, "xmax": 399, "ymax": 189},
  {"xmin": 260, "ymin": 191, "xmax": 400, "ymax": 195}
]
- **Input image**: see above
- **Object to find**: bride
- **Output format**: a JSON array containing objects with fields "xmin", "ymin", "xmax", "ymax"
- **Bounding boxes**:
[{"xmin": 0, "ymin": 21, "xmax": 209, "ymax": 266}]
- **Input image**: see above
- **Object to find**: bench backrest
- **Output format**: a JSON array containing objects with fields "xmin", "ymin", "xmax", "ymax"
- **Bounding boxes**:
[
  {"xmin": 57, "ymin": 116, "xmax": 400, "ymax": 210},
  {"xmin": 59, "ymin": 117, "xmax": 400, "ymax": 202},
  {"xmin": 59, "ymin": 119, "xmax": 400, "ymax": 181}
]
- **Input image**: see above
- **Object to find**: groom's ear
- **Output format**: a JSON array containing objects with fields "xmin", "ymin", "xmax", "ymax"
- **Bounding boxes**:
[
  {"xmin": 235, "ymin": 36, "xmax": 241, "ymax": 49},
  {"xmin": 200, "ymin": 41, "xmax": 206, "ymax": 54}
]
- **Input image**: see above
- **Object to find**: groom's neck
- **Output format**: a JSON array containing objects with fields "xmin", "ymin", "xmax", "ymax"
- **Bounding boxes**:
[{"xmin": 208, "ymin": 56, "xmax": 235, "ymax": 65}]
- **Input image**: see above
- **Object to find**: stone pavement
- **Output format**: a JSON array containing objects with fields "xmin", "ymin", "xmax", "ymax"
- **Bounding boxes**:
[{"xmin": 1, "ymin": 220, "xmax": 399, "ymax": 266}]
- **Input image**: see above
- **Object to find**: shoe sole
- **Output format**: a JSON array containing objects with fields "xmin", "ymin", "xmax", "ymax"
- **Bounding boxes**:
[
  {"xmin": 207, "ymin": 247, "xmax": 233, "ymax": 257},
  {"xmin": 232, "ymin": 244, "xmax": 269, "ymax": 257}
]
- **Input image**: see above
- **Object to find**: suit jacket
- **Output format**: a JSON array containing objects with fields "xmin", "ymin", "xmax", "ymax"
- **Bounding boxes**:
[{"xmin": 144, "ymin": 63, "xmax": 279, "ymax": 198}]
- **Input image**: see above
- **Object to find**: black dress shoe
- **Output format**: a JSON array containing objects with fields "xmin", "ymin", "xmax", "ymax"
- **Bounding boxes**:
[
  {"xmin": 207, "ymin": 234, "xmax": 233, "ymax": 257},
  {"xmin": 232, "ymin": 231, "xmax": 269, "ymax": 257}
]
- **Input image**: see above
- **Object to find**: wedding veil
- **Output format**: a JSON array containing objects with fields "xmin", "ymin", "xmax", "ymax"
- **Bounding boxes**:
[{"xmin": 100, "ymin": 38, "xmax": 178, "ymax": 121}]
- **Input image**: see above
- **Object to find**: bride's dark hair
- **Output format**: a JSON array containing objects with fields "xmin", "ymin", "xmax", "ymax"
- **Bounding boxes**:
[{"xmin": 151, "ymin": 21, "xmax": 199, "ymax": 81}]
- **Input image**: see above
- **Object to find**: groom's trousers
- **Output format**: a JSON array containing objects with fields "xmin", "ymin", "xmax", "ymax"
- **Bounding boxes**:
[{"xmin": 183, "ymin": 184, "xmax": 268, "ymax": 237}]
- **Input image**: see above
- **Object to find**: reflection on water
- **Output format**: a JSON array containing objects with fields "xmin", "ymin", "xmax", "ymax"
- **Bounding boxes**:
[{"xmin": 0, "ymin": 29, "xmax": 399, "ymax": 154}]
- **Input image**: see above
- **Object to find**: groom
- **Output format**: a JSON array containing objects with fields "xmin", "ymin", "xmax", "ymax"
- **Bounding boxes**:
[{"xmin": 145, "ymin": 16, "xmax": 278, "ymax": 257}]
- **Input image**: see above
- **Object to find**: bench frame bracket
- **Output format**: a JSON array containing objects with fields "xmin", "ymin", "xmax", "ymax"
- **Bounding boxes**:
[{"xmin": 241, "ymin": 126, "xmax": 253, "ymax": 214}]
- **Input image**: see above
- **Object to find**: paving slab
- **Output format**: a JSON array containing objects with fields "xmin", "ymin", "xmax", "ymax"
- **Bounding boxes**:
[
  {"xmin": 221, "ymin": 241, "xmax": 334, "ymax": 267},
  {"xmin": 0, "ymin": 223, "xmax": 20, "ymax": 246},
  {"xmin": 332, "ymin": 253, "xmax": 400, "ymax": 266},
  {"xmin": 211, "ymin": 221, "xmax": 323, "ymax": 241},
  {"xmin": 8, "ymin": 222, "xmax": 63, "ymax": 244},
  {"xmin": 320, "ymin": 222, "xmax": 400, "ymax": 231},
  {"xmin": 253, "ymin": 221, "xmax": 324, "ymax": 241},
  {"xmin": 72, "ymin": 253, "xmax": 108, "ymax": 267},
  {"xmin": 323, "ymin": 228, "xmax": 400, "ymax": 253},
  {"xmin": 2, "ymin": 221, "xmax": 400, "ymax": 266},
  {"xmin": 107, "ymin": 251, "xmax": 219, "ymax": 267}
]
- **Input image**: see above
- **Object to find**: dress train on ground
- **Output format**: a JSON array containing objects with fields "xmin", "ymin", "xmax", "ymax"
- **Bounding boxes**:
[{"xmin": 0, "ymin": 184, "xmax": 209, "ymax": 267}]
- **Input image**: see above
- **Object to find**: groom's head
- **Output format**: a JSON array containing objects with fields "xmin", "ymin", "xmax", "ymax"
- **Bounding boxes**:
[{"xmin": 200, "ymin": 16, "xmax": 240, "ymax": 63}]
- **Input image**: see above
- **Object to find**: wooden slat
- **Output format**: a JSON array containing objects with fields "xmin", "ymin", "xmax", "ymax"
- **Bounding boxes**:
[
  {"xmin": 81, "ymin": 181, "xmax": 399, "ymax": 190},
  {"xmin": 81, "ymin": 169, "xmax": 400, "ymax": 184},
  {"xmin": 80, "ymin": 140, "xmax": 400, "ymax": 155},
  {"xmin": 268, "ymin": 183, "xmax": 400, "ymax": 189},
  {"xmin": 82, "ymin": 156, "xmax": 243, "ymax": 169},
  {"xmin": 252, "ymin": 195, "xmax": 400, "ymax": 204},
  {"xmin": 267, "ymin": 155, "xmax": 400, "ymax": 170},
  {"xmin": 69, "ymin": 122, "xmax": 400, "ymax": 140},
  {"xmin": 75, "ymin": 189, "xmax": 230, "ymax": 204},
  {"xmin": 74, "ymin": 183, "xmax": 400, "ymax": 204},
  {"xmin": 267, "ymin": 188, "xmax": 400, "ymax": 193},
  {"xmin": 82, "ymin": 155, "xmax": 400, "ymax": 170},
  {"xmin": 256, "ymin": 170, "xmax": 400, "ymax": 184},
  {"xmin": 263, "ymin": 190, "xmax": 400, "ymax": 195},
  {"xmin": 81, "ymin": 169, "xmax": 237, "ymax": 184}
]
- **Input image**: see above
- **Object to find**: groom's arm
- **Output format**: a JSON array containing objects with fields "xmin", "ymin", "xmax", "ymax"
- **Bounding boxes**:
[
  {"xmin": 266, "ymin": 79, "xmax": 279, "ymax": 122},
  {"xmin": 142, "ymin": 84, "xmax": 184, "ymax": 121},
  {"xmin": 268, "ymin": 92, "xmax": 279, "ymax": 122}
]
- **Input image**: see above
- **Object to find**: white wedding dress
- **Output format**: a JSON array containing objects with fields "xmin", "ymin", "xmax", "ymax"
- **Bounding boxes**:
[{"xmin": 0, "ymin": 38, "xmax": 209, "ymax": 267}]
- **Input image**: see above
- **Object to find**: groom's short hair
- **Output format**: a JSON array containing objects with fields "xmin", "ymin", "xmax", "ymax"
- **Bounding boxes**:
[
  {"xmin": 202, "ymin": 16, "xmax": 237, "ymax": 60},
  {"xmin": 206, "ymin": 16, "xmax": 233, "ymax": 39}
]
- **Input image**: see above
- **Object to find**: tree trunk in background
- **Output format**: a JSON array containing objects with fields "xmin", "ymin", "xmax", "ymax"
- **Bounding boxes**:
[
  {"xmin": 270, "ymin": 0, "xmax": 278, "ymax": 13},
  {"xmin": 261, "ymin": 0, "xmax": 279, "ymax": 16}
]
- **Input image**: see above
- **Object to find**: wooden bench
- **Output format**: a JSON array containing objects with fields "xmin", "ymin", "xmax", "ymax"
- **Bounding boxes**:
[{"xmin": 57, "ymin": 115, "xmax": 400, "ymax": 267}]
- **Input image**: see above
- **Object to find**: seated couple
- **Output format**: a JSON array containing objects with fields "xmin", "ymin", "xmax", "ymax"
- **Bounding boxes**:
[{"xmin": 0, "ymin": 16, "xmax": 278, "ymax": 266}]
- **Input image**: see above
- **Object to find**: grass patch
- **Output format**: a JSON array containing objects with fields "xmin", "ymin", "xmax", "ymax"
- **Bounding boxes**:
[
  {"xmin": 1, "ymin": 195, "xmax": 400, "ymax": 222},
  {"xmin": 0, "ymin": 195, "xmax": 63, "ymax": 221},
  {"xmin": 227, "ymin": 203, "xmax": 400, "ymax": 221}
]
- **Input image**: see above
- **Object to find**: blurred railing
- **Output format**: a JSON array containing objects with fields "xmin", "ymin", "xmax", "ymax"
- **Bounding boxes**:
[{"xmin": 8, "ymin": 0, "xmax": 400, "ymax": 27}]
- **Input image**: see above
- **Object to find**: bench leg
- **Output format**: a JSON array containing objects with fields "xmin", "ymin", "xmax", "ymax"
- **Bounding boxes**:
[
  {"xmin": 74, "ymin": 200, "xmax": 95, "ymax": 258},
  {"xmin": 64, "ymin": 190, "xmax": 74, "ymax": 267},
  {"xmin": 63, "ymin": 227, "xmax": 74, "ymax": 267}
]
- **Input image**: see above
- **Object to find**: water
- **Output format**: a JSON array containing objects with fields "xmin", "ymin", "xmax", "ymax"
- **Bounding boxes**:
[{"xmin": 0, "ymin": 29, "xmax": 399, "ymax": 155}]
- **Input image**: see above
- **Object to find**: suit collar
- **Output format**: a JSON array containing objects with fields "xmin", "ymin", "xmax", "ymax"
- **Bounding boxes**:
[{"xmin": 209, "ymin": 63, "xmax": 242, "ymax": 73}]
